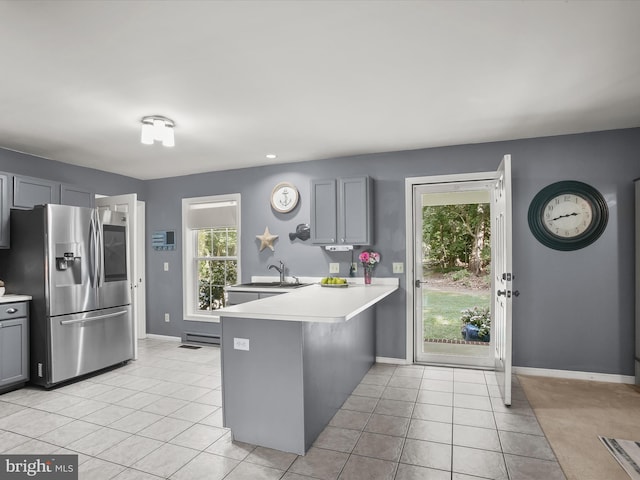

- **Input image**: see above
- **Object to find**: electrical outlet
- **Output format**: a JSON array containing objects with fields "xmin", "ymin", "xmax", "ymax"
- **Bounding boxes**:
[
  {"xmin": 164, "ymin": 313, "xmax": 170, "ymax": 322},
  {"xmin": 329, "ymin": 263, "xmax": 340, "ymax": 274},
  {"xmin": 234, "ymin": 337, "xmax": 250, "ymax": 351},
  {"xmin": 393, "ymin": 262, "xmax": 404, "ymax": 274},
  {"xmin": 351, "ymin": 262, "xmax": 357, "ymax": 273},
  {"xmin": 164, "ymin": 262, "xmax": 169, "ymax": 271}
]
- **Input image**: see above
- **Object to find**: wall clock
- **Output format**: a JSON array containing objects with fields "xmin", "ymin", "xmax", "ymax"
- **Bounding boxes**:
[
  {"xmin": 527, "ymin": 180, "xmax": 608, "ymax": 251},
  {"xmin": 270, "ymin": 182, "xmax": 299, "ymax": 213}
]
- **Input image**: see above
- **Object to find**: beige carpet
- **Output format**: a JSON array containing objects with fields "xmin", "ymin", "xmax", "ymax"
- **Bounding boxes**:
[{"xmin": 519, "ymin": 375, "xmax": 640, "ymax": 480}]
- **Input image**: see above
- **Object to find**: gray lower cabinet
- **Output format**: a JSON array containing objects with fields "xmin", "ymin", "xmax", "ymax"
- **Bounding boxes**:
[
  {"xmin": 227, "ymin": 290, "xmax": 283, "ymax": 306},
  {"xmin": 0, "ymin": 302, "xmax": 29, "ymax": 392},
  {"xmin": 311, "ymin": 176, "xmax": 373, "ymax": 245}
]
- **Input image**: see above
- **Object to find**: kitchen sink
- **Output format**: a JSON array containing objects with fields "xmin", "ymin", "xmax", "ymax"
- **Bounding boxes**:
[{"xmin": 235, "ymin": 282, "xmax": 309, "ymax": 288}]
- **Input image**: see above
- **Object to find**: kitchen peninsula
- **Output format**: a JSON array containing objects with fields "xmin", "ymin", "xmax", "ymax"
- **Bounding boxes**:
[{"xmin": 218, "ymin": 279, "xmax": 398, "ymax": 455}]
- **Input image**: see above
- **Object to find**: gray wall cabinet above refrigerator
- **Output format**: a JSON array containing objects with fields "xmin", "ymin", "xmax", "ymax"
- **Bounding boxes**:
[
  {"xmin": 13, "ymin": 175, "xmax": 61, "ymax": 208},
  {"xmin": 0, "ymin": 172, "xmax": 96, "ymax": 248},
  {"xmin": 311, "ymin": 176, "xmax": 373, "ymax": 246},
  {"xmin": 13, "ymin": 174, "xmax": 95, "ymax": 209}
]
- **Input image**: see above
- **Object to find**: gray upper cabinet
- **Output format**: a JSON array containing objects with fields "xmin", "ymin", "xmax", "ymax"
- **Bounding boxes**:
[
  {"xmin": 13, "ymin": 175, "xmax": 95, "ymax": 209},
  {"xmin": 0, "ymin": 173, "xmax": 10, "ymax": 248},
  {"xmin": 2, "ymin": 173, "xmax": 94, "ymax": 247},
  {"xmin": 60, "ymin": 183, "xmax": 95, "ymax": 208},
  {"xmin": 311, "ymin": 176, "xmax": 373, "ymax": 245},
  {"xmin": 13, "ymin": 175, "xmax": 60, "ymax": 209},
  {"xmin": 311, "ymin": 179, "xmax": 338, "ymax": 244}
]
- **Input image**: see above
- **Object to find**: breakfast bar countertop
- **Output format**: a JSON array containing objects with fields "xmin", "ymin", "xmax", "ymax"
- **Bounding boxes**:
[{"xmin": 218, "ymin": 278, "xmax": 398, "ymax": 323}]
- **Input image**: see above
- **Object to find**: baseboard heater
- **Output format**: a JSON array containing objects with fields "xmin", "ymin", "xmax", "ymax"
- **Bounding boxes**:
[{"xmin": 184, "ymin": 332, "xmax": 221, "ymax": 346}]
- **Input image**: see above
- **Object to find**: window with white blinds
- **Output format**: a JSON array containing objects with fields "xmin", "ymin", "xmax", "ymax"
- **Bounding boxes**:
[{"xmin": 182, "ymin": 194, "xmax": 240, "ymax": 322}]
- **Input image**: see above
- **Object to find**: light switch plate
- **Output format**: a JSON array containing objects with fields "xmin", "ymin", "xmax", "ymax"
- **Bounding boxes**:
[
  {"xmin": 234, "ymin": 338, "xmax": 250, "ymax": 351},
  {"xmin": 329, "ymin": 263, "xmax": 340, "ymax": 274},
  {"xmin": 164, "ymin": 313, "xmax": 170, "ymax": 322},
  {"xmin": 164, "ymin": 262, "xmax": 169, "ymax": 271},
  {"xmin": 393, "ymin": 262, "xmax": 404, "ymax": 274}
]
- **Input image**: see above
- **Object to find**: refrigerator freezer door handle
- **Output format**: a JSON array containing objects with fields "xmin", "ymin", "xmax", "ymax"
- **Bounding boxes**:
[
  {"xmin": 59, "ymin": 309, "xmax": 128, "ymax": 325},
  {"xmin": 97, "ymin": 214, "xmax": 104, "ymax": 287},
  {"xmin": 89, "ymin": 213, "xmax": 96, "ymax": 288}
]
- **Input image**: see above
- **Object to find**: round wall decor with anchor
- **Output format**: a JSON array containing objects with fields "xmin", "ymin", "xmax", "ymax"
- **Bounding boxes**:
[
  {"xmin": 527, "ymin": 180, "xmax": 608, "ymax": 251},
  {"xmin": 270, "ymin": 182, "xmax": 299, "ymax": 213}
]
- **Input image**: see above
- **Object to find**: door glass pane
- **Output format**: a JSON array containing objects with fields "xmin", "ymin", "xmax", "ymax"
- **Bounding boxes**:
[{"xmin": 417, "ymin": 188, "xmax": 493, "ymax": 363}]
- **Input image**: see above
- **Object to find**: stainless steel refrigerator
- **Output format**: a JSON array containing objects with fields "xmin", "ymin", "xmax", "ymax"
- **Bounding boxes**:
[{"xmin": 0, "ymin": 204, "xmax": 133, "ymax": 387}]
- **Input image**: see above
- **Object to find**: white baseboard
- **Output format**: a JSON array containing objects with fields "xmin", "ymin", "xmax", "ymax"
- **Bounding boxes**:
[
  {"xmin": 376, "ymin": 356, "xmax": 411, "ymax": 365},
  {"xmin": 145, "ymin": 333, "xmax": 182, "ymax": 342},
  {"xmin": 513, "ymin": 366, "xmax": 635, "ymax": 384}
]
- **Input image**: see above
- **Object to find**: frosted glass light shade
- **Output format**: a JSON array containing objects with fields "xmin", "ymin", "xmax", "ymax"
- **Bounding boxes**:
[
  {"xmin": 153, "ymin": 119, "xmax": 165, "ymax": 141},
  {"xmin": 141, "ymin": 122, "xmax": 154, "ymax": 145},
  {"xmin": 141, "ymin": 116, "xmax": 175, "ymax": 146},
  {"xmin": 163, "ymin": 125, "xmax": 175, "ymax": 147}
]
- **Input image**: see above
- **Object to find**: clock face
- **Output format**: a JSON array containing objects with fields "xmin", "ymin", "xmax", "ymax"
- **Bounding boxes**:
[
  {"xmin": 528, "ymin": 181, "xmax": 608, "ymax": 251},
  {"xmin": 270, "ymin": 182, "xmax": 299, "ymax": 213},
  {"xmin": 542, "ymin": 193, "xmax": 593, "ymax": 238}
]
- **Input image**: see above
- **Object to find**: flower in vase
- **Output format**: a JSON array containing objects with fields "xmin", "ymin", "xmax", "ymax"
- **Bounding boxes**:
[{"xmin": 359, "ymin": 250, "xmax": 380, "ymax": 271}]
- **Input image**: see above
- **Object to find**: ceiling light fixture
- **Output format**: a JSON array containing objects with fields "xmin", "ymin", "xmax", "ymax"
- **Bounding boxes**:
[
  {"xmin": 141, "ymin": 115, "xmax": 175, "ymax": 147},
  {"xmin": 266, "ymin": 154, "xmax": 277, "ymax": 159}
]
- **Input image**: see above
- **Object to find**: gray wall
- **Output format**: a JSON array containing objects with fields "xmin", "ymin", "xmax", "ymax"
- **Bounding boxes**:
[
  {"xmin": 0, "ymin": 148, "xmax": 145, "ymax": 198},
  {"xmin": 3, "ymin": 127, "xmax": 639, "ymax": 376},
  {"xmin": 146, "ymin": 128, "xmax": 640, "ymax": 376}
]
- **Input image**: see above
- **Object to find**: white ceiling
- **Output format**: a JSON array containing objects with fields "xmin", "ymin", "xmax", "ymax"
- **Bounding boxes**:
[{"xmin": 1, "ymin": 1, "xmax": 639, "ymax": 180}]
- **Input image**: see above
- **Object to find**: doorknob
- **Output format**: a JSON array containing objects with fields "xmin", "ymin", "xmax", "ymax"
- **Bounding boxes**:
[{"xmin": 497, "ymin": 290, "xmax": 520, "ymax": 298}]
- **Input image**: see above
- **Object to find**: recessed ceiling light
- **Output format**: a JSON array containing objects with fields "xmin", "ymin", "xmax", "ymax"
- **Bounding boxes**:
[{"xmin": 266, "ymin": 154, "xmax": 277, "ymax": 159}]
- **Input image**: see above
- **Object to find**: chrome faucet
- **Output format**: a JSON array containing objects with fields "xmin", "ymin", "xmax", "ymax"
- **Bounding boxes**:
[{"xmin": 268, "ymin": 260, "xmax": 286, "ymax": 284}]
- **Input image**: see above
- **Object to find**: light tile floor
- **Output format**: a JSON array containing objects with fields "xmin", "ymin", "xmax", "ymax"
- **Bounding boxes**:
[{"xmin": 0, "ymin": 339, "xmax": 566, "ymax": 479}]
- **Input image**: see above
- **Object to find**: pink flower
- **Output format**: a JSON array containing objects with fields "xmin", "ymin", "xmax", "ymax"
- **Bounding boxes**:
[{"xmin": 359, "ymin": 250, "xmax": 380, "ymax": 267}]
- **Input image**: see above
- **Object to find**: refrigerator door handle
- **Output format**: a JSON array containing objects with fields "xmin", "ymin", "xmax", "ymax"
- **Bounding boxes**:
[
  {"xmin": 89, "ymin": 213, "xmax": 96, "ymax": 288},
  {"xmin": 97, "ymin": 213, "xmax": 104, "ymax": 287},
  {"xmin": 59, "ymin": 309, "xmax": 128, "ymax": 325}
]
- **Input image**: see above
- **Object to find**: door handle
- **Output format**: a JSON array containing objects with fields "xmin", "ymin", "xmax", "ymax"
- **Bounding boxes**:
[
  {"xmin": 415, "ymin": 279, "xmax": 424, "ymax": 288},
  {"xmin": 60, "ymin": 310, "xmax": 127, "ymax": 325},
  {"xmin": 497, "ymin": 290, "xmax": 520, "ymax": 298}
]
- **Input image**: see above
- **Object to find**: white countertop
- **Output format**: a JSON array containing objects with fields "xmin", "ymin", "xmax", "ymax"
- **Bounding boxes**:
[
  {"xmin": 0, "ymin": 294, "xmax": 32, "ymax": 304},
  {"xmin": 219, "ymin": 280, "xmax": 398, "ymax": 323}
]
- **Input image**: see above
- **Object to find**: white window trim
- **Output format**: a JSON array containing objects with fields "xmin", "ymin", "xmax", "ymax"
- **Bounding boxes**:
[{"xmin": 182, "ymin": 193, "xmax": 241, "ymax": 323}]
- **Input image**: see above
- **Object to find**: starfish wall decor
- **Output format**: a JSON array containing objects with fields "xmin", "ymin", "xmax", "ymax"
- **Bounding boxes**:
[{"xmin": 257, "ymin": 226, "xmax": 279, "ymax": 251}]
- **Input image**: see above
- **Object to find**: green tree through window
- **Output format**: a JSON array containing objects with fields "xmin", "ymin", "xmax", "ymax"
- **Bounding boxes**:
[{"xmin": 196, "ymin": 227, "xmax": 238, "ymax": 311}]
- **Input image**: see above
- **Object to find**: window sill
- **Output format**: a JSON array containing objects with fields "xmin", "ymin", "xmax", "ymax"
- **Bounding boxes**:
[{"xmin": 184, "ymin": 314, "xmax": 220, "ymax": 324}]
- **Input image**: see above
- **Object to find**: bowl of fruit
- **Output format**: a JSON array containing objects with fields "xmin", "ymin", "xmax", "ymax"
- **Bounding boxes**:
[{"xmin": 320, "ymin": 277, "xmax": 348, "ymax": 288}]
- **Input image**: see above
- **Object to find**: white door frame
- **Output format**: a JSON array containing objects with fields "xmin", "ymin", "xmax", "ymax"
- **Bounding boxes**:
[
  {"xmin": 135, "ymin": 201, "xmax": 146, "ymax": 339},
  {"xmin": 404, "ymin": 172, "xmax": 500, "ymax": 365}
]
